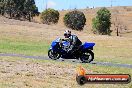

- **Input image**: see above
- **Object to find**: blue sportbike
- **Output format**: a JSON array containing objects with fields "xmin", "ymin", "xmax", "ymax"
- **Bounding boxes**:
[{"xmin": 48, "ymin": 38, "xmax": 95, "ymax": 63}]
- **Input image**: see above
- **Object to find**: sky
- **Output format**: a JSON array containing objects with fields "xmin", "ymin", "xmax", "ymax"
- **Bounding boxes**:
[{"xmin": 35, "ymin": 0, "xmax": 132, "ymax": 12}]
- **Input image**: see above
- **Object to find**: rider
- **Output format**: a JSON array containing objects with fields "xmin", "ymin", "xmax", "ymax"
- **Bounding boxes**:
[{"xmin": 63, "ymin": 30, "xmax": 82, "ymax": 53}]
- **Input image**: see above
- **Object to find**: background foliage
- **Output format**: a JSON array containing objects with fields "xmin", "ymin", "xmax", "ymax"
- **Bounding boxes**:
[
  {"xmin": 92, "ymin": 7, "xmax": 112, "ymax": 35},
  {"xmin": 64, "ymin": 10, "xmax": 86, "ymax": 31}
]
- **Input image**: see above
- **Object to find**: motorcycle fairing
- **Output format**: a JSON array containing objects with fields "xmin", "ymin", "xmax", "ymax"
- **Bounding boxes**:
[{"xmin": 82, "ymin": 42, "xmax": 95, "ymax": 50}]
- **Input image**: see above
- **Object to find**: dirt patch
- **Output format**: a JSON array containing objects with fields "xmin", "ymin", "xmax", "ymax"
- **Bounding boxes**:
[
  {"xmin": 0, "ymin": 57, "xmax": 131, "ymax": 88},
  {"xmin": 0, "ymin": 57, "xmax": 78, "ymax": 88}
]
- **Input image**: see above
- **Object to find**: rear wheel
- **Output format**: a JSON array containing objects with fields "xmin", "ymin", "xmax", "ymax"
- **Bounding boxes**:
[
  {"xmin": 48, "ymin": 49, "xmax": 61, "ymax": 60},
  {"xmin": 80, "ymin": 50, "xmax": 94, "ymax": 63}
]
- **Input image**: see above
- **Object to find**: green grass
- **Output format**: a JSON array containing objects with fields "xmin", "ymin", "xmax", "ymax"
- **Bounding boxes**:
[
  {"xmin": 0, "ymin": 39, "xmax": 50, "ymax": 56},
  {"xmin": 94, "ymin": 45, "xmax": 132, "ymax": 64},
  {"xmin": 0, "ymin": 37, "xmax": 132, "ymax": 65}
]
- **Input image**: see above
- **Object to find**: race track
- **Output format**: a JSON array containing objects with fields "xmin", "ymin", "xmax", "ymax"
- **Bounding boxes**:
[{"xmin": 0, "ymin": 53, "xmax": 132, "ymax": 68}]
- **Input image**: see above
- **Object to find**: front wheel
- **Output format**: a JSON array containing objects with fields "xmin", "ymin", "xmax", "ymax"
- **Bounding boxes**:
[
  {"xmin": 80, "ymin": 50, "xmax": 94, "ymax": 63},
  {"xmin": 48, "ymin": 49, "xmax": 61, "ymax": 60}
]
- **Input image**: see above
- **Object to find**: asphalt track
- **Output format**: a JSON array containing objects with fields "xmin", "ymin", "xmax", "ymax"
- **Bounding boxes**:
[{"xmin": 0, "ymin": 53, "xmax": 132, "ymax": 68}]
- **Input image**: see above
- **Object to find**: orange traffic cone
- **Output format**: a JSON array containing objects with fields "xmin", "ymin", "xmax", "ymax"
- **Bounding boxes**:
[{"xmin": 77, "ymin": 66, "xmax": 86, "ymax": 76}]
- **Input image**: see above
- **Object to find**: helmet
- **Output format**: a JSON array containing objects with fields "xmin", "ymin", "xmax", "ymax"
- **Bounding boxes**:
[{"xmin": 64, "ymin": 30, "xmax": 71, "ymax": 38}]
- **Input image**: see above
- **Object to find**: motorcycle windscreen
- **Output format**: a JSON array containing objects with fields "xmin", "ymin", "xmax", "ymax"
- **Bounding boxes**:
[
  {"xmin": 51, "ymin": 38, "xmax": 61, "ymax": 47},
  {"xmin": 83, "ymin": 42, "xmax": 95, "ymax": 49}
]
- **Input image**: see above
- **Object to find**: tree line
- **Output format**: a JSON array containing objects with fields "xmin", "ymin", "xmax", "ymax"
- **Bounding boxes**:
[
  {"xmin": 41, "ymin": 8, "xmax": 111, "ymax": 35},
  {"xmin": 0, "ymin": 0, "xmax": 39, "ymax": 21},
  {"xmin": 0, "ymin": 0, "xmax": 112, "ymax": 35}
]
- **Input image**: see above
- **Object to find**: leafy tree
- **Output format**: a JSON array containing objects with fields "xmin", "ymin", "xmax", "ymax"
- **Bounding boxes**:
[
  {"xmin": 24, "ymin": 0, "xmax": 39, "ymax": 21},
  {"xmin": 41, "ymin": 8, "xmax": 59, "ymax": 24},
  {"xmin": 63, "ymin": 10, "xmax": 86, "ymax": 31},
  {"xmin": 6, "ymin": 0, "xmax": 16, "ymax": 18},
  {"xmin": 92, "ymin": 7, "xmax": 112, "ymax": 35},
  {"xmin": 0, "ymin": 0, "xmax": 7, "ymax": 15},
  {"xmin": 0, "ymin": 0, "xmax": 39, "ymax": 21}
]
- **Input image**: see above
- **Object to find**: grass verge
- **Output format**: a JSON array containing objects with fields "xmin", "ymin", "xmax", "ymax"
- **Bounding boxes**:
[
  {"xmin": 0, "ymin": 37, "xmax": 132, "ymax": 64},
  {"xmin": 0, "ymin": 39, "xmax": 50, "ymax": 56}
]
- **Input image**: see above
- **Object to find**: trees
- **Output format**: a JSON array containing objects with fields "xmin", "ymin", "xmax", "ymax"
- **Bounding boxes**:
[
  {"xmin": 6, "ymin": 0, "xmax": 16, "ymax": 18},
  {"xmin": 0, "ymin": 0, "xmax": 7, "ymax": 16},
  {"xmin": 41, "ymin": 8, "xmax": 59, "ymax": 24},
  {"xmin": 92, "ymin": 7, "xmax": 112, "ymax": 35},
  {"xmin": 24, "ymin": 0, "xmax": 39, "ymax": 21},
  {"xmin": 63, "ymin": 10, "xmax": 86, "ymax": 31},
  {"xmin": 0, "ymin": 0, "xmax": 39, "ymax": 21}
]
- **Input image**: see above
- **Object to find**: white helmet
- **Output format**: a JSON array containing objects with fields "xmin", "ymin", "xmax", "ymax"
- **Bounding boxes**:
[{"xmin": 64, "ymin": 30, "xmax": 71, "ymax": 37}]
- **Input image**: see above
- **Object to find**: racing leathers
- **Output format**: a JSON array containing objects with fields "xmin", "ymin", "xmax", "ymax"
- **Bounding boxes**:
[{"xmin": 63, "ymin": 35, "xmax": 82, "ymax": 53}]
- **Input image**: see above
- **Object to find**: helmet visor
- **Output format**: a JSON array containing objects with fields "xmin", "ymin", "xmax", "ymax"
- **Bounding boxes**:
[{"xmin": 64, "ymin": 33, "xmax": 68, "ymax": 36}]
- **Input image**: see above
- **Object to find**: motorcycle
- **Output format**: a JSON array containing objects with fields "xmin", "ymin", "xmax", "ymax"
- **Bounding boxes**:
[{"xmin": 48, "ymin": 38, "xmax": 95, "ymax": 63}]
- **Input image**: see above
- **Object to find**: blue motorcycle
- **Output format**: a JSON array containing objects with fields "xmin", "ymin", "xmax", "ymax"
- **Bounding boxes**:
[{"xmin": 48, "ymin": 38, "xmax": 95, "ymax": 63}]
